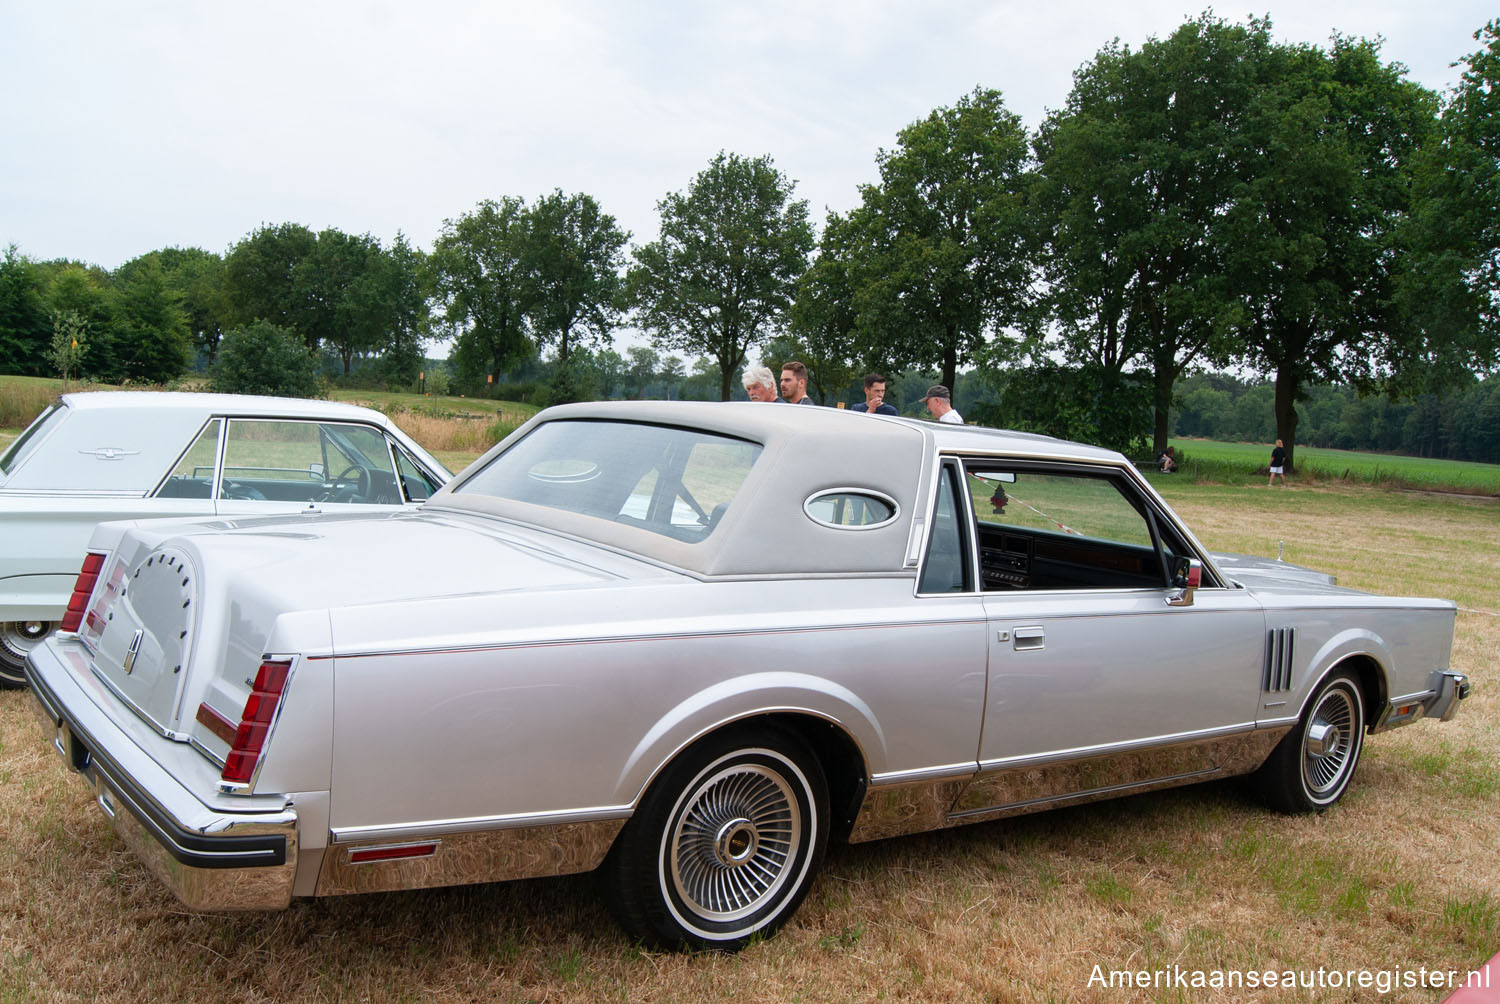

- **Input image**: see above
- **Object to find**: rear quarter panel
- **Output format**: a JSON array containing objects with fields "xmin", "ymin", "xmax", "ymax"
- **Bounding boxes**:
[
  {"xmin": 324, "ymin": 577, "xmax": 987, "ymax": 838},
  {"xmin": 1256, "ymin": 592, "xmax": 1456, "ymax": 723}
]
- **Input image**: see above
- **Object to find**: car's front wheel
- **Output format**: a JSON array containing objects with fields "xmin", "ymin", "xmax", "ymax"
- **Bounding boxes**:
[
  {"xmin": 0, "ymin": 620, "xmax": 53, "ymax": 688},
  {"xmin": 1253, "ymin": 670, "xmax": 1365, "ymax": 812},
  {"xmin": 603, "ymin": 724, "xmax": 829, "ymax": 950}
]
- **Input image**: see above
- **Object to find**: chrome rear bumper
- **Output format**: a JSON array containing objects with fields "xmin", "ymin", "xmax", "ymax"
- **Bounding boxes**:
[
  {"xmin": 25, "ymin": 640, "xmax": 298, "ymax": 910},
  {"xmin": 1372, "ymin": 670, "xmax": 1471, "ymax": 733}
]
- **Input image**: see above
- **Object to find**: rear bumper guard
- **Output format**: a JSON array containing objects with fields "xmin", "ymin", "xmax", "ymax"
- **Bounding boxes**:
[
  {"xmin": 1372, "ymin": 670, "xmax": 1471, "ymax": 733},
  {"xmin": 26, "ymin": 641, "xmax": 298, "ymax": 910}
]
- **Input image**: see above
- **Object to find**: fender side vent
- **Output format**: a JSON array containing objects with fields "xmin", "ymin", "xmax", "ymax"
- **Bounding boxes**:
[{"xmin": 1263, "ymin": 628, "xmax": 1296, "ymax": 692}]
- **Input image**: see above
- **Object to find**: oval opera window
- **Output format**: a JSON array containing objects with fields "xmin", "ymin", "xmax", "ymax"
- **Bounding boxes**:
[{"xmin": 803, "ymin": 489, "xmax": 900, "ymax": 530}]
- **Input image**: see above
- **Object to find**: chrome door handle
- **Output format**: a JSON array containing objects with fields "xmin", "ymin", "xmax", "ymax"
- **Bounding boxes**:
[{"xmin": 1012, "ymin": 626, "xmax": 1045, "ymax": 651}]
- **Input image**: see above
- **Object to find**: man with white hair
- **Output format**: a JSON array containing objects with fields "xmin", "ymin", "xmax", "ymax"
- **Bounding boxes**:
[{"xmin": 741, "ymin": 364, "xmax": 780, "ymax": 402}]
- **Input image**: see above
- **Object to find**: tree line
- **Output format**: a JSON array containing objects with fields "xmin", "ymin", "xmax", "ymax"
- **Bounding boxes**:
[
  {"xmin": 2, "ymin": 13, "xmax": 1496, "ymax": 468},
  {"xmin": 1171, "ymin": 372, "xmax": 1500, "ymax": 463}
]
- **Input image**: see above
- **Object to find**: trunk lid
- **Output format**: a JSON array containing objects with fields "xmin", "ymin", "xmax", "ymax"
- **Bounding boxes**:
[{"xmin": 80, "ymin": 509, "xmax": 653, "ymax": 751}]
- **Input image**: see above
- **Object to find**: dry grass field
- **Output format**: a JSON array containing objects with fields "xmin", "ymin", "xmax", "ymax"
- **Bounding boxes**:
[{"xmin": 1, "ymin": 454, "xmax": 1496, "ymax": 1001}]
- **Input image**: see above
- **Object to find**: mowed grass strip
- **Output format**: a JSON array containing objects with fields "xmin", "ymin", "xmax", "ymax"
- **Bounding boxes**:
[
  {"xmin": 1, "ymin": 435, "xmax": 1497, "ymax": 1001},
  {"xmin": 1159, "ymin": 437, "xmax": 1500, "ymax": 494}
]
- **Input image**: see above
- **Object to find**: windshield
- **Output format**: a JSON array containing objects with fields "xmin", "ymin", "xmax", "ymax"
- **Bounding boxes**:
[{"xmin": 456, "ymin": 420, "xmax": 761, "ymax": 543}]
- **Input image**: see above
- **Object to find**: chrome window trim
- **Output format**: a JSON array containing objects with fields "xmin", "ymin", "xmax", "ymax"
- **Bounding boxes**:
[
  {"xmin": 217, "ymin": 417, "xmax": 404, "ymax": 496},
  {"xmin": 801, "ymin": 487, "xmax": 901, "ymax": 531}
]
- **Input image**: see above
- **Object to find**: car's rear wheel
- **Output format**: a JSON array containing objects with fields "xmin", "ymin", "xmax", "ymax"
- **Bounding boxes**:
[
  {"xmin": 0, "ymin": 620, "xmax": 53, "ymax": 688},
  {"xmin": 1253, "ymin": 670, "xmax": 1365, "ymax": 812},
  {"xmin": 603, "ymin": 724, "xmax": 828, "ymax": 951}
]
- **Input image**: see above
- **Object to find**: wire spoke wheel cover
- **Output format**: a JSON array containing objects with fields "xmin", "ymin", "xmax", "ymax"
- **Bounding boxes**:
[
  {"xmin": 0, "ymin": 620, "xmax": 53, "ymax": 687},
  {"xmin": 1302, "ymin": 685, "xmax": 1358, "ymax": 797},
  {"xmin": 1253, "ymin": 670, "xmax": 1366, "ymax": 813},
  {"xmin": 667, "ymin": 759, "xmax": 802, "ymax": 924},
  {"xmin": 603, "ymin": 725, "xmax": 829, "ymax": 950}
]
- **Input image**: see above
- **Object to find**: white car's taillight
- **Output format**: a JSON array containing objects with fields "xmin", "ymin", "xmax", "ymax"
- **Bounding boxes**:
[{"xmin": 58, "ymin": 552, "xmax": 106, "ymax": 633}]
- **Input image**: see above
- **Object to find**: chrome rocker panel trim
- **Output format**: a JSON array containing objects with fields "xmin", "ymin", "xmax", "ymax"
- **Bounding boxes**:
[{"xmin": 848, "ymin": 726, "xmax": 1292, "ymax": 843}]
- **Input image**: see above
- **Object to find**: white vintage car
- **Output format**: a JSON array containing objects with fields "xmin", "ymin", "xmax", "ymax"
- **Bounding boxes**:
[
  {"xmin": 1, "ymin": 392, "xmax": 451, "ymax": 684},
  {"xmin": 24, "ymin": 401, "xmax": 1468, "ymax": 949}
]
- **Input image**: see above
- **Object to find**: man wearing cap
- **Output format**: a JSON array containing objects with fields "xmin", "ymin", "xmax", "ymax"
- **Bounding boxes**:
[{"xmin": 922, "ymin": 384, "xmax": 963, "ymax": 424}]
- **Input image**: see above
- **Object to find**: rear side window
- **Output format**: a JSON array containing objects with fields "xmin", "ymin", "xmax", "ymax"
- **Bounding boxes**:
[{"xmin": 154, "ymin": 420, "xmax": 222, "ymax": 499}]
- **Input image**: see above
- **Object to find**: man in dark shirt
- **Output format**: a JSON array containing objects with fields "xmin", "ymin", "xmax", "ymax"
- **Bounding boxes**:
[
  {"xmin": 779, "ymin": 361, "xmax": 817, "ymax": 405},
  {"xmin": 851, "ymin": 374, "xmax": 898, "ymax": 415}
]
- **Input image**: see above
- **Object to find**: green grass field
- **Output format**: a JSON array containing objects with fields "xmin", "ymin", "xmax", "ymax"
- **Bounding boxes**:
[{"xmin": 1160, "ymin": 437, "xmax": 1500, "ymax": 494}]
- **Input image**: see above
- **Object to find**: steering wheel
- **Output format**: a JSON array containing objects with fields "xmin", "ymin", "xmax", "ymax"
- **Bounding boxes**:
[{"xmin": 330, "ymin": 464, "xmax": 371, "ymax": 502}]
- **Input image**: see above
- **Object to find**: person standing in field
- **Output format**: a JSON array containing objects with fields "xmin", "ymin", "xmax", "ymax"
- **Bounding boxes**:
[{"xmin": 1268, "ymin": 439, "xmax": 1287, "ymax": 486}]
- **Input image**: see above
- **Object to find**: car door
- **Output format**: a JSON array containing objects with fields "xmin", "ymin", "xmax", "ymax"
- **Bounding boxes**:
[{"xmin": 954, "ymin": 459, "xmax": 1265, "ymax": 816}]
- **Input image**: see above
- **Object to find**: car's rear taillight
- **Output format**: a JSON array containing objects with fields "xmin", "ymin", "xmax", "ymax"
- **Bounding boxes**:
[
  {"xmin": 221, "ymin": 659, "xmax": 292, "ymax": 785},
  {"xmin": 59, "ymin": 552, "xmax": 106, "ymax": 633}
]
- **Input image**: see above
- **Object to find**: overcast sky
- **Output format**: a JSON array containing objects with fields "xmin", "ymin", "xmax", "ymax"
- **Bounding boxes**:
[{"xmin": 2, "ymin": 0, "xmax": 1493, "ymax": 273}]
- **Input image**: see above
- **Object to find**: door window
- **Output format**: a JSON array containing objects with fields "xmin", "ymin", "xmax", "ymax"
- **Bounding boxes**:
[
  {"xmin": 965, "ymin": 464, "xmax": 1179, "ymax": 592},
  {"xmin": 217, "ymin": 420, "xmax": 399, "ymax": 504}
]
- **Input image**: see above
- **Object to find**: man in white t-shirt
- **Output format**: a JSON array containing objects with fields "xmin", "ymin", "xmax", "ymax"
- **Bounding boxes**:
[{"xmin": 921, "ymin": 384, "xmax": 963, "ymax": 424}]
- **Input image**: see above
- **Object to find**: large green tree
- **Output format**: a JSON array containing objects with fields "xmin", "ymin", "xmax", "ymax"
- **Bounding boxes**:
[
  {"xmin": 0, "ymin": 246, "xmax": 54, "ymax": 376},
  {"xmin": 521, "ymin": 190, "xmax": 629, "ymax": 363},
  {"xmin": 1222, "ymin": 34, "xmax": 1439, "ymax": 468},
  {"xmin": 1389, "ymin": 20, "xmax": 1500, "ymax": 391},
  {"xmin": 628, "ymin": 152, "xmax": 813, "ymax": 400},
  {"xmin": 429, "ymin": 198, "xmax": 534, "ymax": 388},
  {"xmin": 223, "ymin": 223, "xmax": 318, "ymax": 341},
  {"xmin": 1034, "ymin": 16, "xmax": 1270, "ymax": 454},
  {"xmin": 850, "ymin": 87, "xmax": 1034, "ymax": 394},
  {"xmin": 300, "ymin": 229, "xmax": 415, "ymax": 376},
  {"xmin": 107, "ymin": 257, "xmax": 191, "ymax": 383},
  {"xmin": 377, "ymin": 233, "xmax": 432, "ymax": 385},
  {"xmin": 118, "ymin": 247, "xmax": 228, "ymax": 364}
]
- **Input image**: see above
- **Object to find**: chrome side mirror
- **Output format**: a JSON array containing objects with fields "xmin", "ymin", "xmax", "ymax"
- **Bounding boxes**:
[{"xmin": 1167, "ymin": 556, "xmax": 1202, "ymax": 606}]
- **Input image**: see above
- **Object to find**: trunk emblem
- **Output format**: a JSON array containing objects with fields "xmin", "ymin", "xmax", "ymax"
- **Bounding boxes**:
[{"xmin": 123, "ymin": 629, "xmax": 145, "ymax": 674}]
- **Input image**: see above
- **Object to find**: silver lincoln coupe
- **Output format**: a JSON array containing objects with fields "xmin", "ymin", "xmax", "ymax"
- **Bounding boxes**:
[{"xmin": 24, "ymin": 401, "xmax": 1468, "ymax": 950}]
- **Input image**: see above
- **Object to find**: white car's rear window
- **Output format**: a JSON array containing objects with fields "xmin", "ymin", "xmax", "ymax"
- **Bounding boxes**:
[{"xmin": 0, "ymin": 403, "xmax": 66, "ymax": 478}]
